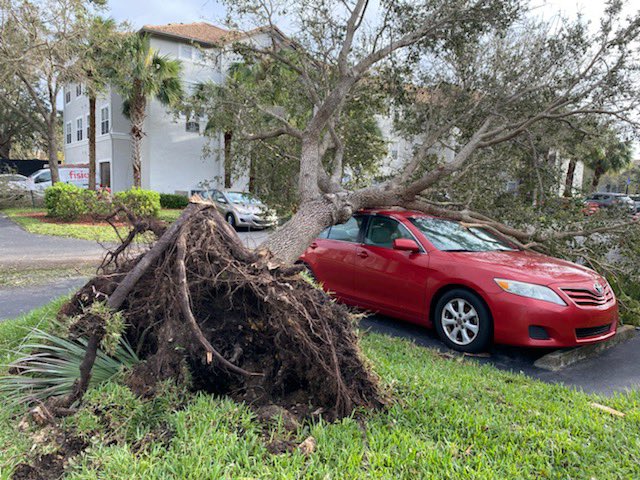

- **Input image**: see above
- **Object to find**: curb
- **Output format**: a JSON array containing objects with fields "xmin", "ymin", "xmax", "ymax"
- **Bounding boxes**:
[{"xmin": 534, "ymin": 325, "xmax": 636, "ymax": 371}]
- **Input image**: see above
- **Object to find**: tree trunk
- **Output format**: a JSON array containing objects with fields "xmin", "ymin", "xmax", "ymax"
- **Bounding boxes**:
[
  {"xmin": 129, "ymin": 89, "xmax": 146, "ymax": 188},
  {"xmin": 0, "ymin": 135, "xmax": 11, "ymax": 158},
  {"xmin": 224, "ymin": 130, "xmax": 232, "ymax": 188},
  {"xmin": 563, "ymin": 158, "xmax": 577, "ymax": 197},
  {"xmin": 88, "ymin": 95, "xmax": 97, "ymax": 190},
  {"xmin": 47, "ymin": 115, "xmax": 60, "ymax": 184},
  {"xmin": 260, "ymin": 198, "xmax": 342, "ymax": 263},
  {"xmin": 591, "ymin": 164, "xmax": 604, "ymax": 190}
]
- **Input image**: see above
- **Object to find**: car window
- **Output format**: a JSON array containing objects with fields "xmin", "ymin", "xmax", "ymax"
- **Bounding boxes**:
[
  {"xmin": 213, "ymin": 190, "xmax": 226, "ymax": 203},
  {"xmin": 364, "ymin": 216, "xmax": 413, "ymax": 249},
  {"xmin": 410, "ymin": 217, "xmax": 516, "ymax": 252},
  {"xmin": 318, "ymin": 227, "xmax": 330, "ymax": 239},
  {"xmin": 34, "ymin": 171, "xmax": 51, "ymax": 183},
  {"xmin": 327, "ymin": 216, "xmax": 363, "ymax": 242},
  {"xmin": 226, "ymin": 192, "xmax": 260, "ymax": 204}
]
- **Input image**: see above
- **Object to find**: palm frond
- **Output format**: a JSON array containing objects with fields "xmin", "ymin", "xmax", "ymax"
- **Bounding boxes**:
[{"xmin": 0, "ymin": 326, "xmax": 139, "ymax": 406}]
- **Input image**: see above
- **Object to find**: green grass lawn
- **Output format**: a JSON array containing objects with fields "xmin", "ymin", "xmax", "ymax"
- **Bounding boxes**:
[
  {"xmin": 0, "ymin": 302, "xmax": 639, "ymax": 478},
  {"xmin": 1, "ymin": 208, "xmax": 183, "ymax": 243}
]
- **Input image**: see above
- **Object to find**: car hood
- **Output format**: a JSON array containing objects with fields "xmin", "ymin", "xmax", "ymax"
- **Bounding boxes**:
[
  {"xmin": 233, "ymin": 203, "xmax": 267, "ymax": 215},
  {"xmin": 446, "ymin": 250, "xmax": 601, "ymax": 285}
]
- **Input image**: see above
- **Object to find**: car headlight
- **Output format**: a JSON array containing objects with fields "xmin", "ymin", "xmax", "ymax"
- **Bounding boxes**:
[{"xmin": 494, "ymin": 278, "xmax": 566, "ymax": 306}]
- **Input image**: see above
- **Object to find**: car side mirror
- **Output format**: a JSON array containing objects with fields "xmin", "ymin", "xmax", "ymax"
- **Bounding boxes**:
[
  {"xmin": 218, "ymin": 198, "xmax": 227, "ymax": 204},
  {"xmin": 393, "ymin": 238, "xmax": 420, "ymax": 253}
]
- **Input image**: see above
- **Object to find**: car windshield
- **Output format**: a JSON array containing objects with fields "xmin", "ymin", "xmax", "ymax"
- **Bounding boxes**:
[
  {"xmin": 226, "ymin": 192, "xmax": 260, "ymax": 205},
  {"xmin": 409, "ymin": 217, "xmax": 516, "ymax": 252}
]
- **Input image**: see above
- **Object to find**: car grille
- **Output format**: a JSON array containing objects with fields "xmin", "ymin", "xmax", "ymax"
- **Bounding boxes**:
[
  {"xmin": 575, "ymin": 323, "xmax": 613, "ymax": 339},
  {"xmin": 560, "ymin": 285, "xmax": 614, "ymax": 307}
]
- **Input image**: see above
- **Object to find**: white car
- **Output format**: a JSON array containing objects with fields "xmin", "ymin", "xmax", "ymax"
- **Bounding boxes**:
[{"xmin": 0, "ymin": 173, "xmax": 29, "ymax": 189}]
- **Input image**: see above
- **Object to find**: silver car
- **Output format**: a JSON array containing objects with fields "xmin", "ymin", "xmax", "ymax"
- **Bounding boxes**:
[{"xmin": 208, "ymin": 189, "xmax": 277, "ymax": 229}]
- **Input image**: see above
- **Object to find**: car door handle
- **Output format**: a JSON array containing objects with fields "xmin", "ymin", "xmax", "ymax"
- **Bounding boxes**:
[
  {"xmin": 309, "ymin": 242, "xmax": 318, "ymax": 249},
  {"xmin": 357, "ymin": 250, "xmax": 368, "ymax": 258}
]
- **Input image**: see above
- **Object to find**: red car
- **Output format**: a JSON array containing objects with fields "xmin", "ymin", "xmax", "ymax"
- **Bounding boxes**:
[{"xmin": 299, "ymin": 209, "xmax": 618, "ymax": 352}]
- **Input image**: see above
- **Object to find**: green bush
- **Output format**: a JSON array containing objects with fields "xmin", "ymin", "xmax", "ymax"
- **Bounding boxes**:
[
  {"xmin": 159, "ymin": 193, "xmax": 189, "ymax": 209},
  {"xmin": 114, "ymin": 188, "xmax": 160, "ymax": 218},
  {"xmin": 44, "ymin": 183, "xmax": 96, "ymax": 221}
]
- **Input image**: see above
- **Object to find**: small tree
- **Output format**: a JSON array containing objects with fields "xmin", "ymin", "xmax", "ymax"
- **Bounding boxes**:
[
  {"xmin": 0, "ymin": 0, "xmax": 104, "ymax": 183},
  {"xmin": 109, "ymin": 34, "xmax": 183, "ymax": 187},
  {"xmin": 81, "ymin": 17, "xmax": 121, "ymax": 190}
]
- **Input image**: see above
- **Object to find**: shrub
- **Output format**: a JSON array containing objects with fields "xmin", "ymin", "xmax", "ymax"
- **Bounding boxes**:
[
  {"xmin": 159, "ymin": 193, "xmax": 189, "ymax": 209},
  {"xmin": 114, "ymin": 188, "xmax": 161, "ymax": 218},
  {"xmin": 44, "ymin": 183, "xmax": 96, "ymax": 220}
]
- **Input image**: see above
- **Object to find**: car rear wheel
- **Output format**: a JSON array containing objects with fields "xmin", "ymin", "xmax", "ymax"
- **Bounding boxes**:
[
  {"xmin": 434, "ymin": 289, "xmax": 492, "ymax": 353},
  {"xmin": 226, "ymin": 213, "xmax": 237, "ymax": 229}
]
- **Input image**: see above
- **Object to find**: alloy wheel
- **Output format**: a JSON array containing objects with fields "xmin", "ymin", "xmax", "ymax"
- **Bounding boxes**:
[{"xmin": 440, "ymin": 298, "xmax": 480, "ymax": 346}]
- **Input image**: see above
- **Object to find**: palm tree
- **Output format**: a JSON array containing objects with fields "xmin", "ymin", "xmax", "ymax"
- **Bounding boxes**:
[
  {"xmin": 583, "ymin": 134, "xmax": 633, "ymax": 191},
  {"xmin": 110, "ymin": 34, "xmax": 183, "ymax": 187},
  {"xmin": 82, "ymin": 17, "xmax": 120, "ymax": 190}
]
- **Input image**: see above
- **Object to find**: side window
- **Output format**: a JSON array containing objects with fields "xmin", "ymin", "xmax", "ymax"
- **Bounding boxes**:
[
  {"xmin": 364, "ymin": 216, "xmax": 412, "ymax": 249},
  {"xmin": 327, "ymin": 216, "xmax": 363, "ymax": 242},
  {"xmin": 213, "ymin": 191, "xmax": 226, "ymax": 203},
  {"xmin": 318, "ymin": 228, "xmax": 330, "ymax": 239},
  {"xmin": 35, "ymin": 171, "xmax": 51, "ymax": 183}
]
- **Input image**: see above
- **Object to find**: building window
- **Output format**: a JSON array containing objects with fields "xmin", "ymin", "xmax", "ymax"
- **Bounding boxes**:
[
  {"xmin": 65, "ymin": 89, "xmax": 71, "ymax": 104},
  {"xmin": 100, "ymin": 106, "xmax": 110, "ymax": 135},
  {"xmin": 76, "ymin": 84, "xmax": 82, "ymax": 97},
  {"xmin": 180, "ymin": 44, "xmax": 205, "ymax": 62},
  {"xmin": 186, "ymin": 119, "xmax": 200, "ymax": 133},
  {"xmin": 180, "ymin": 44, "xmax": 193, "ymax": 60},
  {"xmin": 65, "ymin": 122, "xmax": 72, "ymax": 144},
  {"xmin": 76, "ymin": 117, "xmax": 83, "ymax": 141}
]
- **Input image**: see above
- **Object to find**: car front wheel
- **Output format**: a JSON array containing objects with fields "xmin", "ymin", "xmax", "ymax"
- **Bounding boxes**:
[
  {"xmin": 434, "ymin": 289, "xmax": 492, "ymax": 353},
  {"xmin": 226, "ymin": 213, "xmax": 237, "ymax": 229}
]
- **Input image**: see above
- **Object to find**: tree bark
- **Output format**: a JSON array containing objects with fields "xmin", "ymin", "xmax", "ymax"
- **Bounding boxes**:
[
  {"xmin": 591, "ymin": 164, "xmax": 604, "ymax": 190},
  {"xmin": 563, "ymin": 158, "xmax": 577, "ymax": 197},
  {"xmin": 88, "ymin": 95, "xmax": 97, "ymax": 190},
  {"xmin": 260, "ymin": 198, "xmax": 345, "ymax": 263},
  {"xmin": 224, "ymin": 130, "xmax": 232, "ymax": 188},
  {"xmin": 0, "ymin": 135, "xmax": 11, "ymax": 158},
  {"xmin": 47, "ymin": 114, "xmax": 60, "ymax": 184},
  {"xmin": 130, "ymin": 87, "xmax": 146, "ymax": 188}
]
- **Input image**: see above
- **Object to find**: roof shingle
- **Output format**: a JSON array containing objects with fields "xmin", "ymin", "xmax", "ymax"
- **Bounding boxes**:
[{"xmin": 141, "ymin": 22, "xmax": 239, "ymax": 45}]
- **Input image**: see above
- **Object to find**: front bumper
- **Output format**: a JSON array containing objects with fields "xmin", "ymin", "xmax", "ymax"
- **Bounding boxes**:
[
  {"xmin": 490, "ymin": 288, "xmax": 618, "ymax": 348},
  {"xmin": 235, "ymin": 214, "xmax": 277, "ymax": 229}
]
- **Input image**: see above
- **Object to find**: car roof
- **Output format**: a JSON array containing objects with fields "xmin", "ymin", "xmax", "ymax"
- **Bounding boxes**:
[{"xmin": 357, "ymin": 208, "xmax": 434, "ymax": 218}]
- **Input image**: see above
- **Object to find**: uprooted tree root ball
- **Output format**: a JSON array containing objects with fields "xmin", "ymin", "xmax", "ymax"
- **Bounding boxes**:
[{"xmin": 54, "ymin": 200, "xmax": 385, "ymax": 422}]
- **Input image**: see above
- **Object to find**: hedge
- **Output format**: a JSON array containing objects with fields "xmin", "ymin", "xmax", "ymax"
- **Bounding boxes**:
[
  {"xmin": 114, "ymin": 189, "xmax": 161, "ymax": 218},
  {"xmin": 44, "ymin": 185, "xmax": 160, "ymax": 221},
  {"xmin": 159, "ymin": 193, "xmax": 189, "ymax": 209}
]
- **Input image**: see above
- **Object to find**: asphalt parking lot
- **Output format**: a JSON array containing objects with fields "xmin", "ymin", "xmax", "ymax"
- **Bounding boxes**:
[{"xmin": 362, "ymin": 314, "xmax": 640, "ymax": 395}]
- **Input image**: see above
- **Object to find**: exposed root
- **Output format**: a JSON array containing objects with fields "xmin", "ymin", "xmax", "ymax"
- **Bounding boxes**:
[{"xmin": 54, "ymin": 200, "xmax": 384, "ymax": 421}]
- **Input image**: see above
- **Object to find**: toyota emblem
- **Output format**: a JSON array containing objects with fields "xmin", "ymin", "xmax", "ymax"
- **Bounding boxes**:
[{"xmin": 594, "ymin": 282, "xmax": 604, "ymax": 295}]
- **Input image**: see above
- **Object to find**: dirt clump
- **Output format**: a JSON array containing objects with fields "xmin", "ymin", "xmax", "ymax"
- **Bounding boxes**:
[{"xmin": 55, "ymin": 201, "xmax": 385, "ymax": 422}]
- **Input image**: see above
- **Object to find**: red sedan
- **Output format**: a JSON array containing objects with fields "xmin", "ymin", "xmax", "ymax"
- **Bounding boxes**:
[{"xmin": 299, "ymin": 209, "xmax": 618, "ymax": 352}]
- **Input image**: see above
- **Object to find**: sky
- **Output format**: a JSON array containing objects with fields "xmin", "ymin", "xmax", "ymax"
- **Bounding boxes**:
[{"xmin": 106, "ymin": 0, "xmax": 636, "ymax": 31}]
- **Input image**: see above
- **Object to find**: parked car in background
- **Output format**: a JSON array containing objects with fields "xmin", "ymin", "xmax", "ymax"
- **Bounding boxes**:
[
  {"xmin": 204, "ymin": 189, "xmax": 277, "ymax": 229},
  {"xmin": 629, "ymin": 194, "xmax": 640, "ymax": 213},
  {"xmin": 0, "ymin": 173, "xmax": 28, "ymax": 189},
  {"xmin": 300, "ymin": 209, "xmax": 618, "ymax": 352},
  {"xmin": 584, "ymin": 193, "xmax": 636, "ymax": 214}
]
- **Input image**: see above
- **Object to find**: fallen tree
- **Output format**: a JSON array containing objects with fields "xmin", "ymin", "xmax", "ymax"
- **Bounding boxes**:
[{"xmin": 40, "ymin": 200, "xmax": 383, "ymax": 421}]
